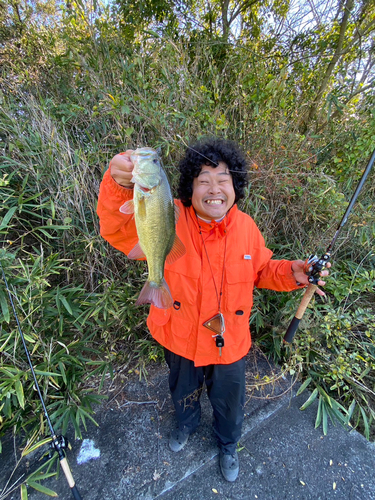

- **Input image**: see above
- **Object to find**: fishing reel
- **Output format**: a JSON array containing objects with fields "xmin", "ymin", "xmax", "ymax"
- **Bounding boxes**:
[
  {"xmin": 37, "ymin": 435, "xmax": 70, "ymax": 463},
  {"xmin": 303, "ymin": 253, "xmax": 330, "ymax": 285},
  {"xmin": 48, "ymin": 435, "xmax": 70, "ymax": 459}
]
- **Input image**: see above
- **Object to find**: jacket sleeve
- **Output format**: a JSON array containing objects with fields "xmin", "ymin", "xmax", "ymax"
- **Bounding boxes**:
[
  {"xmin": 96, "ymin": 166, "xmax": 139, "ymax": 256},
  {"xmin": 255, "ymin": 259, "xmax": 301, "ymax": 292}
]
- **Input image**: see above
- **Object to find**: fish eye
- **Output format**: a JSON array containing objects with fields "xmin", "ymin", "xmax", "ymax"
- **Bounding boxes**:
[{"xmin": 153, "ymin": 159, "xmax": 158, "ymax": 164}]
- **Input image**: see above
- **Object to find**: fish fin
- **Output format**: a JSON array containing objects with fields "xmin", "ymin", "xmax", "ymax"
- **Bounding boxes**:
[
  {"xmin": 166, "ymin": 234, "xmax": 186, "ymax": 265},
  {"xmin": 127, "ymin": 242, "xmax": 146, "ymax": 260},
  {"xmin": 135, "ymin": 279, "xmax": 173, "ymax": 309},
  {"xmin": 119, "ymin": 200, "xmax": 134, "ymax": 214},
  {"xmin": 174, "ymin": 202, "xmax": 181, "ymax": 223}
]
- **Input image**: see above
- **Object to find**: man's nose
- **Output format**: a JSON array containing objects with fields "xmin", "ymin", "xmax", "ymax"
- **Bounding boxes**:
[{"xmin": 208, "ymin": 181, "xmax": 221, "ymax": 194}]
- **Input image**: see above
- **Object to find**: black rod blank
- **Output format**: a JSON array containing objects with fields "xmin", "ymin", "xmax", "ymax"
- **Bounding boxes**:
[{"xmin": 284, "ymin": 149, "xmax": 375, "ymax": 343}]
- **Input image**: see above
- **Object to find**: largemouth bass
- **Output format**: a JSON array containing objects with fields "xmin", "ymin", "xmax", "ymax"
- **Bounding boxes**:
[{"xmin": 119, "ymin": 147, "xmax": 185, "ymax": 309}]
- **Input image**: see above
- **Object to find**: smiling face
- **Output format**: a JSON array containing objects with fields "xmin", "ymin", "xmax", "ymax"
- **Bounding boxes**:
[{"xmin": 191, "ymin": 162, "xmax": 236, "ymax": 221}]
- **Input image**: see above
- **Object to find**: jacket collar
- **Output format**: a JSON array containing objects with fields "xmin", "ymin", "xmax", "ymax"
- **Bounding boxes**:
[{"xmin": 188, "ymin": 204, "xmax": 238, "ymax": 236}]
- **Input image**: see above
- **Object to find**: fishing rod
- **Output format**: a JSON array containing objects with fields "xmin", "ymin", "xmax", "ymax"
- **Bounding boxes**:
[
  {"xmin": 0, "ymin": 263, "xmax": 82, "ymax": 500},
  {"xmin": 284, "ymin": 148, "xmax": 375, "ymax": 343}
]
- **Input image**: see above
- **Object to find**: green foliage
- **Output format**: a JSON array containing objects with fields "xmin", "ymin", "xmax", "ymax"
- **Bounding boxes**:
[
  {"xmin": 0, "ymin": 252, "xmax": 106, "ymax": 438},
  {"xmin": 280, "ymin": 263, "xmax": 375, "ymax": 438},
  {"xmin": 0, "ymin": 93, "xmax": 151, "ymax": 454},
  {"xmin": 0, "ymin": 2, "xmax": 374, "ymax": 486},
  {"xmin": 0, "ymin": 434, "xmax": 61, "ymax": 498}
]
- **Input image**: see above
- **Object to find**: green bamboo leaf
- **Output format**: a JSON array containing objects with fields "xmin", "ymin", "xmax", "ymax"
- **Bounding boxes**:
[
  {"xmin": 143, "ymin": 29, "xmax": 160, "ymax": 38},
  {"xmin": 317, "ymin": 386, "xmax": 333, "ymax": 407},
  {"xmin": 15, "ymin": 379, "xmax": 25, "ymax": 409},
  {"xmin": 50, "ymin": 198, "xmax": 56, "ymax": 218},
  {"xmin": 21, "ymin": 484, "xmax": 28, "ymax": 500},
  {"xmin": 331, "ymin": 400, "xmax": 348, "ymax": 424},
  {"xmin": 299, "ymin": 388, "xmax": 318, "ymax": 411},
  {"xmin": 0, "ymin": 334, "xmax": 12, "ymax": 352},
  {"xmin": 24, "ymin": 333, "xmax": 36, "ymax": 343},
  {"xmin": 22, "ymin": 437, "xmax": 52, "ymax": 457},
  {"xmin": 59, "ymin": 295, "xmax": 73, "ymax": 315},
  {"xmin": 322, "ymin": 402, "xmax": 328, "ymax": 435},
  {"xmin": 358, "ymin": 366, "xmax": 371, "ymax": 380},
  {"xmin": 37, "ymin": 225, "xmax": 71, "ymax": 230},
  {"xmin": 359, "ymin": 406, "xmax": 370, "ymax": 440},
  {"xmin": 22, "ymin": 192, "xmax": 43, "ymax": 203},
  {"xmin": 34, "ymin": 370, "xmax": 61, "ymax": 377},
  {"xmin": 77, "ymin": 408, "xmax": 87, "ymax": 429},
  {"xmin": 78, "ymin": 407, "xmax": 99, "ymax": 426},
  {"xmin": 58, "ymin": 361, "xmax": 67, "ymax": 385},
  {"xmin": 0, "ymin": 206, "xmax": 17, "ymax": 230},
  {"xmin": 27, "ymin": 454, "xmax": 57, "ymax": 478},
  {"xmin": 34, "ymin": 228, "xmax": 55, "ymax": 238},
  {"xmin": 21, "ymin": 173, "xmax": 29, "ymax": 190},
  {"xmin": 28, "ymin": 472, "xmax": 56, "ymax": 481},
  {"xmin": 296, "ymin": 377, "xmax": 312, "ymax": 396},
  {"xmin": 315, "ymin": 397, "xmax": 322, "ymax": 429},
  {"xmin": 71, "ymin": 409, "xmax": 83, "ymax": 438},
  {"xmin": 0, "ymin": 289, "xmax": 10, "ymax": 323},
  {"xmin": 26, "ymin": 481, "xmax": 58, "ymax": 497},
  {"xmin": 0, "ymin": 366, "xmax": 18, "ymax": 375},
  {"xmin": 326, "ymin": 404, "xmax": 345, "ymax": 427}
]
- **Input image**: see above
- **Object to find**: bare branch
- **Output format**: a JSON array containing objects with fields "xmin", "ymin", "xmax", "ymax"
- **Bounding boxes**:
[
  {"xmin": 229, "ymin": 0, "xmax": 259, "ymax": 25},
  {"xmin": 301, "ymin": 0, "xmax": 355, "ymax": 131}
]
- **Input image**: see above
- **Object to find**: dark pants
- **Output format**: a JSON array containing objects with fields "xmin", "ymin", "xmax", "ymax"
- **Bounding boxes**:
[{"xmin": 164, "ymin": 348, "xmax": 245, "ymax": 454}]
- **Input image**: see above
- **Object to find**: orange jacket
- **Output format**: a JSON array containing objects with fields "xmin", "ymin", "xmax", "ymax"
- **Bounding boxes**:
[{"xmin": 97, "ymin": 167, "xmax": 301, "ymax": 367}]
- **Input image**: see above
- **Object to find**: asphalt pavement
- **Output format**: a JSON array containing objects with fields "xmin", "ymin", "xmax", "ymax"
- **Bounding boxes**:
[{"xmin": 1, "ymin": 349, "xmax": 375, "ymax": 500}]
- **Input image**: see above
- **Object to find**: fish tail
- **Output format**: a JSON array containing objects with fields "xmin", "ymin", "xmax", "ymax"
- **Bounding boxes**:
[{"xmin": 135, "ymin": 278, "xmax": 173, "ymax": 309}]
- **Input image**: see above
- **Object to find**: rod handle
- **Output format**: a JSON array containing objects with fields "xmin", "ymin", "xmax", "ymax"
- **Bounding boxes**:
[
  {"xmin": 284, "ymin": 316, "xmax": 301, "ymax": 343},
  {"xmin": 71, "ymin": 485, "xmax": 82, "ymax": 500},
  {"xmin": 60, "ymin": 458, "xmax": 82, "ymax": 500},
  {"xmin": 283, "ymin": 284, "xmax": 318, "ymax": 343}
]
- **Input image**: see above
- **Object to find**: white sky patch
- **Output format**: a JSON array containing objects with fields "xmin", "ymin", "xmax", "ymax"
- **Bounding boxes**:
[{"xmin": 77, "ymin": 439, "xmax": 101, "ymax": 465}]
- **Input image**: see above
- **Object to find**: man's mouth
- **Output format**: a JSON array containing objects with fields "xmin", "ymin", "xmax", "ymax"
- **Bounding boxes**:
[{"xmin": 205, "ymin": 199, "xmax": 224, "ymax": 205}]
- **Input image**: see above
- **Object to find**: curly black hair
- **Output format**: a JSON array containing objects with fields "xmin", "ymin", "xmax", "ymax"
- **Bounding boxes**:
[{"xmin": 177, "ymin": 137, "xmax": 248, "ymax": 207}]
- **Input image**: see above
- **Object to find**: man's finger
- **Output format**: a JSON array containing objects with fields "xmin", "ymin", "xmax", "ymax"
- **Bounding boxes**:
[{"xmin": 315, "ymin": 284, "xmax": 327, "ymax": 298}]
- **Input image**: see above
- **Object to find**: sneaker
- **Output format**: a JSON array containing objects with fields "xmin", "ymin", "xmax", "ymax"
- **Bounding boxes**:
[
  {"xmin": 219, "ymin": 450, "xmax": 239, "ymax": 482},
  {"xmin": 169, "ymin": 428, "xmax": 190, "ymax": 452}
]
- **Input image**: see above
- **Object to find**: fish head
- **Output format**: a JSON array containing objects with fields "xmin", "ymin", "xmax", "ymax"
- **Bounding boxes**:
[{"xmin": 130, "ymin": 147, "xmax": 163, "ymax": 190}]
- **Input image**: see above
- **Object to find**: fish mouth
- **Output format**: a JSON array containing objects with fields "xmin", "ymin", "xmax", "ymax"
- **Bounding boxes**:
[{"xmin": 136, "ymin": 180, "xmax": 159, "ymax": 192}]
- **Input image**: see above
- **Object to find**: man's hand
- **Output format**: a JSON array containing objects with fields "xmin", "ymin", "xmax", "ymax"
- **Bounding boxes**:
[
  {"xmin": 110, "ymin": 150, "xmax": 134, "ymax": 188},
  {"xmin": 291, "ymin": 259, "xmax": 331, "ymax": 297}
]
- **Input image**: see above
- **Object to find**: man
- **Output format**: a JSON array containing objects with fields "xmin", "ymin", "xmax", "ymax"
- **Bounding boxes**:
[{"xmin": 97, "ymin": 138, "xmax": 329, "ymax": 482}]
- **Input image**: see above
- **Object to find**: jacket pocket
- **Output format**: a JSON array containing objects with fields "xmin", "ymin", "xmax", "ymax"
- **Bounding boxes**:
[
  {"xmin": 224, "ymin": 261, "xmax": 255, "ymax": 312},
  {"xmin": 170, "ymin": 312, "xmax": 194, "ymax": 339},
  {"xmin": 149, "ymin": 305, "xmax": 171, "ymax": 326},
  {"xmin": 165, "ymin": 255, "xmax": 201, "ymax": 306}
]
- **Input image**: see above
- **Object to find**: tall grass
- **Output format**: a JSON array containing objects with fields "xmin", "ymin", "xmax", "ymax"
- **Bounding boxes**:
[{"xmin": 1, "ymin": 28, "xmax": 374, "ymax": 454}]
